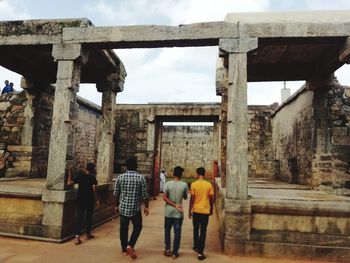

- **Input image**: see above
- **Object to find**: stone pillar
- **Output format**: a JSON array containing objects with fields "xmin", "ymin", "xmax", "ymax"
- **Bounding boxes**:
[
  {"xmin": 219, "ymin": 38, "xmax": 257, "ymax": 200},
  {"xmin": 216, "ymin": 56, "xmax": 228, "ymax": 187},
  {"xmin": 46, "ymin": 43, "xmax": 87, "ymax": 190},
  {"xmin": 219, "ymin": 38, "xmax": 257, "ymax": 255},
  {"xmin": 213, "ymin": 121, "xmax": 220, "ymax": 163},
  {"xmin": 20, "ymin": 77, "xmax": 35, "ymax": 146},
  {"xmin": 96, "ymin": 73, "xmax": 123, "ymax": 183},
  {"xmin": 42, "ymin": 43, "xmax": 87, "ymax": 240},
  {"xmin": 146, "ymin": 115, "xmax": 156, "ymax": 151}
]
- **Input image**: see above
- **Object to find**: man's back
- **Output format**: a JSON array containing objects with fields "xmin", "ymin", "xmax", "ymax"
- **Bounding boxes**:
[
  {"xmin": 114, "ymin": 170, "xmax": 148, "ymax": 217},
  {"xmin": 164, "ymin": 180, "xmax": 188, "ymax": 218},
  {"xmin": 190, "ymin": 179, "xmax": 214, "ymax": 215}
]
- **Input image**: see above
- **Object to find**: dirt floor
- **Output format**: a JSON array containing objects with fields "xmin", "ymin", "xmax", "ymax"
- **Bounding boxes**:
[{"xmin": 0, "ymin": 195, "xmax": 334, "ymax": 263}]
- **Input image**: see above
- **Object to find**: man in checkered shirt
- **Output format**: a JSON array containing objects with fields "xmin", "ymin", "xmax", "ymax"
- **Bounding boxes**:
[{"xmin": 114, "ymin": 157, "xmax": 149, "ymax": 259}]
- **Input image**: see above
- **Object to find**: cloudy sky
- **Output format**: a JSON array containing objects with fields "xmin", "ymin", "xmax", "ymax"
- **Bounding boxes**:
[{"xmin": 0, "ymin": 0, "xmax": 350, "ymax": 106}]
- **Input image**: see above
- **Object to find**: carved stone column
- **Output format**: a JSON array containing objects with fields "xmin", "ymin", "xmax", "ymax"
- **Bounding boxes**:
[
  {"xmin": 219, "ymin": 38, "xmax": 257, "ymax": 255},
  {"xmin": 46, "ymin": 43, "xmax": 87, "ymax": 190},
  {"xmin": 96, "ymin": 73, "xmax": 124, "ymax": 183},
  {"xmin": 219, "ymin": 38, "xmax": 257, "ymax": 199}
]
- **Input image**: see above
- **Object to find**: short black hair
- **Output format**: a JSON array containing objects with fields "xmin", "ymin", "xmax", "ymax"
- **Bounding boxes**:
[
  {"xmin": 196, "ymin": 167, "xmax": 205, "ymax": 176},
  {"xmin": 173, "ymin": 166, "xmax": 184, "ymax": 178},
  {"xmin": 126, "ymin": 157, "xmax": 137, "ymax": 171},
  {"xmin": 86, "ymin": 162, "xmax": 95, "ymax": 173}
]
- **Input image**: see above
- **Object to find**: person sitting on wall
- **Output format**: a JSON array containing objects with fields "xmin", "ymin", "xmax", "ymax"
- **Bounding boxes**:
[
  {"xmin": 1, "ymin": 80, "xmax": 12, "ymax": 94},
  {"xmin": 67, "ymin": 162, "xmax": 100, "ymax": 245}
]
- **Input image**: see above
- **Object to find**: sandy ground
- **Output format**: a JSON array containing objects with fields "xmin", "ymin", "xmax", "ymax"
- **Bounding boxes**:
[{"xmin": 0, "ymin": 196, "xmax": 332, "ymax": 263}]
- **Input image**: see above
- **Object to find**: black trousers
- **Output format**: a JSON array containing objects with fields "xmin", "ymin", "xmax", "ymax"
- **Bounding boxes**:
[
  {"xmin": 192, "ymin": 212, "xmax": 209, "ymax": 254},
  {"xmin": 75, "ymin": 204, "xmax": 94, "ymax": 236},
  {"xmin": 120, "ymin": 212, "xmax": 143, "ymax": 252}
]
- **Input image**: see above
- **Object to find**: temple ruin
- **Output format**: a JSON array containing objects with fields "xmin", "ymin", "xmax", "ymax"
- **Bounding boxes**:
[{"xmin": 1, "ymin": 10, "xmax": 350, "ymax": 262}]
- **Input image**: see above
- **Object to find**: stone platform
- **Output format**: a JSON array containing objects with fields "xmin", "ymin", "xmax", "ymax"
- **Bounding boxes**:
[
  {"xmin": 0, "ymin": 178, "xmax": 116, "ymax": 242},
  {"xmin": 216, "ymin": 178, "xmax": 350, "ymax": 262}
]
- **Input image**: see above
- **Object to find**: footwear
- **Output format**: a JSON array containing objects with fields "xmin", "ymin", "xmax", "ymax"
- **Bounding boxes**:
[
  {"xmin": 198, "ymin": 254, "xmax": 206, "ymax": 260},
  {"xmin": 75, "ymin": 237, "xmax": 82, "ymax": 245},
  {"xmin": 127, "ymin": 245, "xmax": 137, "ymax": 259},
  {"xmin": 172, "ymin": 253, "xmax": 179, "ymax": 259},
  {"xmin": 86, "ymin": 233, "xmax": 95, "ymax": 239},
  {"xmin": 164, "ymin": 250, "xmax": 172, "ymax": 257}
]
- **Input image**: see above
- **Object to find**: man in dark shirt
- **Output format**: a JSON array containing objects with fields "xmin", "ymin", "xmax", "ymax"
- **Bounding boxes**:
[
  {"xmin": 114, "ymin": 157, "xmax": 149, "ymax": 259},
  {"xmin": 68, "ymin": 162, "xmax": 100, "ymax": 245}
]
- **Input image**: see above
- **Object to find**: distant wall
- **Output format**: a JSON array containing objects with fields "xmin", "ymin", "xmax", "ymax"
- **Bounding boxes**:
[
  {"xmin": 161, "ymin": 126, "xmax": 214, "ymax": 178},
  {"xmin": 248, "ymin": 105, "xmax": 276, "ymax": 178},
  {"xmin": 0, "ymin": 91, "xmax": 30, "ymax": 177},
  {"xmin": 272, "ymin": 88, "xmax": 314, "ymax": 184},
  {"xmin": 272, "ymin": 77, "xmax": 350, "ymax": 194},
  {"xmin": 75, "ymin": 98, "xmax": 100, "ymax": 169}
]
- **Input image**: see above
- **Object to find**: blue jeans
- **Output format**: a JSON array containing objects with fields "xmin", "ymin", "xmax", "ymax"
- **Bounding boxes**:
[{"xmin": 164, "ymin": 217, "xmax": 183, "ymax": 256}]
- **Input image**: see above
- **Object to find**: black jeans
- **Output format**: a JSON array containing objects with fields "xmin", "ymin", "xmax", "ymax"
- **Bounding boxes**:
[
  {"xmin": 120, "ymin": 212, "xmax": 143, "ymax": 252},
  {"xmin": 164, "ymin": 217, "xmax": 183, "ymax": 256},
  {"xmin": 75, "ymin": 204, "xmax": 94, "ymax": 236},
  {"xmin": 193, "ymin": 212, "xmax": 209, "ymax": 254}
]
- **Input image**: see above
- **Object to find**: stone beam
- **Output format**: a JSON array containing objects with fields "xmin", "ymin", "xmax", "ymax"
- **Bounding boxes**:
[
  {"xmin": 225, "ymin": 10, "xmax": 350, "ymax": 38},
  {"xmin": 62, "ymin": 22, "xmax": 237, "ymax": 48},
  {"xmin": 46, "ymin": 43, "xmax": 87, "ymax": 190}
]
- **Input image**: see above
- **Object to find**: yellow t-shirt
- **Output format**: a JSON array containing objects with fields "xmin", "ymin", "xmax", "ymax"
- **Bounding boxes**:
[{"xmin": 190, "ymin": 179, "xmax": 214, "ymax": 214}]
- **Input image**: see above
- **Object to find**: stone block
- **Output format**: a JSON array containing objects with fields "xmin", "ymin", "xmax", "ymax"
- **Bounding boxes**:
[
  {"xmin": 332, "ymin": 127, "xmax": 348, "ymax": 136},
  {"xmin": 7, "ymin": 145, "xmax": 33, "ymax": 152},
  {"xmin": 225, "ymin": 212, "xmax": 251, "ymax": 240},
  {"xmin": 332, "ymin": 136, "xmax": 350, "ymax": 145}
]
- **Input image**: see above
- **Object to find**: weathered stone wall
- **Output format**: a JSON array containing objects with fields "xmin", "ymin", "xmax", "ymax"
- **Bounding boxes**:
[
  {"xmin": 318, "ymin": 80, "xmax": 350, "ymax": 194},
  {"xmin": 272, "ymin": 88, "xmax": 315, "ymax": 184},
  {"xmin": 114, "ymin": 104, "xmax": 276, "ymax": 180},
  {"xmin": 30, "ymin": 88, "xmax": 54, "ymax": 178},
  {"xmin": 0, "ymin": 90, "xmax": 101, "ymax": 179},
  {"xmin": 0, "ymin": 91, "xmax": 31, "ymax": 177},
  {"xmin": 248, "ymin": 105, "xmax": 276, "ymax": 178},
  {"xmin": 161, "ymin": 126, "xmax": 215, "ymax": 178},
  {"xmin": 114, "ymin": 107, "xmax": 153, "ymax": 175},
  {"xmin": 272, "ymin": 77, "xmax": 350, "ymax": 194},
  {"xmin": 74, "ymin": 98, "xmax": 100, "ymax": 170}
]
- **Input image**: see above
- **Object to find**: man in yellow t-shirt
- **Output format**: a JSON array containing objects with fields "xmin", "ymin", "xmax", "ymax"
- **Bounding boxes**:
[{"xmin": 188, "ymin": 167, "xmax": 214, "ymax": 261}]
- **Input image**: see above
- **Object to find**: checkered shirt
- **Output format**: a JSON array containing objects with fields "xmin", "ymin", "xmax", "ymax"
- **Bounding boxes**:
[{"xmin": 114, "ymin": 170, "xmax": 149, "ymax": 217}]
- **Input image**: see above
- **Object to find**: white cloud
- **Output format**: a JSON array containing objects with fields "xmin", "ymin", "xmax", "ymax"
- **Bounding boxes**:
[
  {"xmin": 184, "ymin": 0, "xmax": 271, "ymax": 23},
  {"xmin": 0, "ymin": 0, "xmax": 30, "ymax": 20},
  {"xmin": 305, "ymin": 0, "xmax": 350, "ymax": 10},
  {"xmin": 84, "ymin": 0, "xmax": 189, "ymax": 25}
]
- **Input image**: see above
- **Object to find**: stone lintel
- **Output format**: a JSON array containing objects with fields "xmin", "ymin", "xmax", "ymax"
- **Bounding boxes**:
[
  {"xmin": 219, "ymin": 38, "xmax": 258, "ymax": 54},
  {"xmin": 339, "ymin": 37, "xmax": 350, "ymax": 63},
  {"xmin": 63, "ymin": 22, "xmax": 238, "ymax": 47}
]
